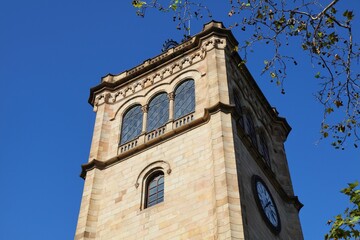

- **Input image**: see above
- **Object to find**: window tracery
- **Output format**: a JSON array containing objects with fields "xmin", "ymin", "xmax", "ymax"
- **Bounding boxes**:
[
  {"xmin": 259, "ymin": 134, "xmax": 271, "ymax": 167},
  {"xmin": 145, "ymin": 172, "xmax": 164, "ymax": 208},
  {"xmin": 174, "ymin": 80, "xmax": 195, "ymax": 119},
  {"xmin": 120, "ymin": 104, "xmax": 143, "ymax": 144},
  {"xmin": 147, "ymin": 93, "xmax": 169, "ymax": 131},
  {"xmin": 245, "ymin": 115, "xmax": 257, "ymax": 146}
]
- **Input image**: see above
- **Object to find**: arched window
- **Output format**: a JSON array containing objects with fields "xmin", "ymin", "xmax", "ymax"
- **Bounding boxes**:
[
  {"xmin": 259, "ymin": 134, "xmax": 271, "ymax": 167},
  {"xmin": 245, "ymin": 115, "xmax": 257, "ymax": 146},
  {"xmin": 120, "ymin": 104, "xmax": 143, "ymax": 145},
  {"xmin": 147, "ymin": 93, "xmax": 169, "ymax": 131},
  {"xmin": 234, "ymin": 93, "xmax": 244, "ymax": 128},
  {"xmin": 145, "ymin": 172, "xmax": 164, "ymax": 208},
  {"xmin": 174, "ymin": 80, "xmax": 195, "ymax": 119}
]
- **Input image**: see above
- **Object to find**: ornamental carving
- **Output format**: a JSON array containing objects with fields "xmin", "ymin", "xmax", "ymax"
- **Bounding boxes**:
[{"xmin": 93, "ymin": 37, "xmax": 225, "ymax": 107}]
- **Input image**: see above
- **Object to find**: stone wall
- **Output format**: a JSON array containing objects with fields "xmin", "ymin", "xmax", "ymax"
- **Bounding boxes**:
[{"xmin": 75, "ymin": 21, "xmax": 303, "ymax": 240}]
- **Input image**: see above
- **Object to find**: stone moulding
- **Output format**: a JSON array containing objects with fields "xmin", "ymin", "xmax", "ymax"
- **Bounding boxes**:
[
  {"xmin": 134, "ymin": 160, "xmax": 172, "ymax": 189},
  {"xmin": 92, "ymin": 37, "xmax": 223, "ymax": 108},
  {"xmin": 88, "ymin": 22, "xmax": 233, "ymax": 107},
  {"xmin": 80, "ymin": 102, "xmax": 302, "ymax": 211}
]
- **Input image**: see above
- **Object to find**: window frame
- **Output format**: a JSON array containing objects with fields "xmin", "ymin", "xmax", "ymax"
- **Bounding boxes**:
[
  {"xmin": 245, "ymin": 114, "xmax": 257, "ymax": 146},
  {"xmin": 233, "ymin": 92, "xmax": 244, "ymax": 129},
  {"xmin": 146, "ymin": 92, "xmax": 169, "ymax": 132},
  {"xmin": 144, "ymin": 171, "xmax": 165, "ymax": 208},
  {"xmin": 174, "ymin": 79, "xmax": 195, "ymax": 119},
  {"xmin": 259, "ymin": 134, "xmax": 271, "ymax": 167},
  {"xmin": 120, "ymin": 104, "xmax": 143, "ymax": 145}
]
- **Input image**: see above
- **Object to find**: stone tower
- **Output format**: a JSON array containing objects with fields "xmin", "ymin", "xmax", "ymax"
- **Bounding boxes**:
[{"xmin": 75, "ymin": 21, "xmax": 303, "ymax": 240}]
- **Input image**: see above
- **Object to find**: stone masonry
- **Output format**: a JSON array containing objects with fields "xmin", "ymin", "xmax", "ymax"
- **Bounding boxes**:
[{"xmin": 75, "ymin": 21, "xmax": 303, "ymax": 240}]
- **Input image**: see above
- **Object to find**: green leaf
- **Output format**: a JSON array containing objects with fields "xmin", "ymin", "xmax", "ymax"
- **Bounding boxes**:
[
  {"xmin": 326, "ymin": 108, "xmax": 334, "ymax": 114},
  {"xmin": 338, "ymin": 124, "xmax": 345, "ymax": 132},
  {"xmin": 170, "ymin": 4, "xmax": 177, "ymax": 10},
  {"xmin": 302, "ymin": 44, "xmax": 308, "ymax": 50},
  {"xmin": 315, "ymin": 72, "xmax": 321, "ymax": 78},
  {"xmin": 343, "ymin": 10, "xmax": 354, "ymax": 21},
  {"xmin": 335, "ymin": 100, "xmax": 343, "ymax": 108},
  {"xmin": 256, "ymin": 10, "xmax": 264, "ymax": 19},
  {"xmin": 132, "ymin": 0, "xmax": 146, "ymax": 8}
]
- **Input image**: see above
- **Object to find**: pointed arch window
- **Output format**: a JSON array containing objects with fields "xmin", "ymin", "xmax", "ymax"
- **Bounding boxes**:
[
  {"xmin": 145, "ymin": 172, "xmax": 164, "ymax": 208},
  {"xmin": 147, "ymin": 93, "xmax": 169, "ymax": 131},
  {"xmin": 245, "ymin": 115, "xmax": 257, "ymax": 146},
  {"xmin": 234, "ymin": 93, "xmax": 244, "ymax": 129},
  {"xmin": 259, "ymin": 134, "xmax": 271, "ymax": 167},
  {"xmin": 120, "ymin": 104, "xmax": 143, "ymax": 145},
  {"xmin": 174, "ymin": 80, "xmax": 195, "ymax": 119}
]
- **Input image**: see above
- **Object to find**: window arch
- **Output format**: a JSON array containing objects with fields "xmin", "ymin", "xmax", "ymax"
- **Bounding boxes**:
[
  {"xmin": 259, "ymin": 134, "xmax": 271, "ymax": 167},
  {"xmin": 245, "ymin": 114, "xmax": 257, "ymax": 146},
  {"xmin": 234, "ymin": 92, "xmax": 244, "ymax": 129},
  {"xmin": 145, "ymin": 171, "xmax": 164, "ymax": 208},
  {"xmin": 120, "ymin": 104, "xmax": 143, "ymax": 145},
  {"xmin": 147, "ymin": 93, "xmax": 169, "ymax": 131},
  {"xmin": 174, "ymin": 80, "xmax": 195, "ymax": 119}
]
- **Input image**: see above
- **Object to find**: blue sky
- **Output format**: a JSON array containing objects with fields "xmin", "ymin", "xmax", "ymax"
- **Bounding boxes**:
[{"xmin": 0, "ymin": 1, "xmax": 359, "ymax": 239}]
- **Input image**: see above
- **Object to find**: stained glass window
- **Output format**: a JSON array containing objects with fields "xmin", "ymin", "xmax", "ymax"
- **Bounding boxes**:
[
  {"xmin": 245, "ymin": 115, "xmax": 257, "ymax": 146},
  {"xmin": 234, "ymin": 93, "xmax": 244, "ymax": 128},
  {"xmin": 146, "ymin": 172, "xmax": 164, "ymax": 208},
  {"xmin": 174, "ymin": 80, "xmax": 195, "ymax": 119},
  {"xmin": 120, "ymin": 105, "xmax": 143, "ymax": 145},
  {"xmin": 147, "ymin": 93, "xmax": 169, "ymax": 131},
  {"xmin": 259, "ymin": 135, "xmax": 271, "ymax": 167}
]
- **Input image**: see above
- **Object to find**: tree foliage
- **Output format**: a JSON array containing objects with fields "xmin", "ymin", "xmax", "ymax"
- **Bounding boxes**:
[
  {"xmin": 326, "ymin": 181, "xmax": 360, "ymax": 239},
  {"xmin": 132, "ymin": 0, "xmax": 360, "ymax": 149}
]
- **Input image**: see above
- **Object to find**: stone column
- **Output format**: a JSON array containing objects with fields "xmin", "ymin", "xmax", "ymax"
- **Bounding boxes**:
[
  {"xmin": 168, "ymin": 92, "xmax": 175, "ymax": 121},
  {"xmin": 141, "ymin": 104, "xmax": 148, "ymax": 133}
]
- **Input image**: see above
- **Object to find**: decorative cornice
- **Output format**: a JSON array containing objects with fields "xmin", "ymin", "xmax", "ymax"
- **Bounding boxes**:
[{"xmin": 88, "ymin": 21, "xmax": 234, "ymax": 107}]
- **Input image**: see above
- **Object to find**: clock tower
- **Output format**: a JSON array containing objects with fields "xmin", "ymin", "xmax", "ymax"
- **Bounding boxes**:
[{"xmin": 75, "ymin": 21, "xmax": 303, "ymax": 239}]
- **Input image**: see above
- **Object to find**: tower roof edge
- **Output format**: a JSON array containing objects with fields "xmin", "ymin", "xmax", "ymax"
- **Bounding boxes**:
[{"xmin": 88, "ymin": 20, "xmax": 238, "ymax": 106}]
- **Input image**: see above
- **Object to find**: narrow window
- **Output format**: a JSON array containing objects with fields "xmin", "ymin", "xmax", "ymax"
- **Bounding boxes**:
[
  {"xmin": 174, "ymin": 80, "xmax": 195, "ymax": 119},
  {"xmin": 259, "ymin": 135, "xmax": 271, "ymax": 167},
  {"xmin": 245, "ymin": 115, "xmax": 257, "ymax": 146},
  {"xmin": 120, "ymin": 105, "xmax": 143, "ymax": 145},
  {"xmin": 147, "ymin": 93, "xmax": 169, "ymax": 131},
  {"xmin": 145, "ymin": 172, "xmax": 164, "ymax": 208},
  {"xmin": 234, "ymin": 93, "xmax": 244, "ymax": 128}
]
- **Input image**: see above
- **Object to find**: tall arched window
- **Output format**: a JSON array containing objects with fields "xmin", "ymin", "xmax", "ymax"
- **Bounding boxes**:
[
  {"xmin": 120, "ymin": 105, "xmax": 143, "ymax": 145},
  {"xmin": 145, "ymin": 172, "xmax": 164, "ymax": 208},
  {"xmin": 174, "ymin": 80, "xmax": 195, "ymax": 119},
  {"xmin": 245, "ymin": 115, "xmax": 257, "ymax": 146},
  {"xmin": 234, "ymin": 93, "xmax": 244, "ymax": 129},
  {"xmin": 147, "ymin": 93, "xmax": 169, "ymax": 131},
  {"xmin": 259, "ymin": 134, "xmax": 271, "ymax": 167}
]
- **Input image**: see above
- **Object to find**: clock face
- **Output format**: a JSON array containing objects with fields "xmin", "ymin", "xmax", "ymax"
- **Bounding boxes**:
[{"xmin": 252, "ymin": 175, "xmax": 281, "ymax": 234}]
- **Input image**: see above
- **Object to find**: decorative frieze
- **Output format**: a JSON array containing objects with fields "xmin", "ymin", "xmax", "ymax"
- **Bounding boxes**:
[{"xmin": 93, "ymin": 37, "xmax": 225, "ymax": 108}]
